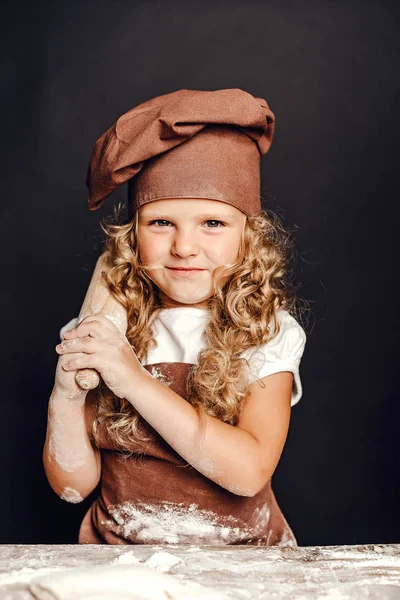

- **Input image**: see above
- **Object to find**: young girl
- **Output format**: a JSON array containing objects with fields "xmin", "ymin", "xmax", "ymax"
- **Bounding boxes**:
[{"xmin": 43, "ymin": 88, "xmax": 308, "ymax": 546}]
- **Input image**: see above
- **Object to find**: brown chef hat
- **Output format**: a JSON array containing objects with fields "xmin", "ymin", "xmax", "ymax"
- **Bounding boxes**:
[{"xmin": 86, "ymin": 88, "xmax": 275, "ymax": 218}]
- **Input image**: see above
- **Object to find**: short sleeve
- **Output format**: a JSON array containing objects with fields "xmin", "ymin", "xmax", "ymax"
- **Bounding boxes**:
[
  {"xmin": 59, "ymin": 317, "xmax": 79, "ymax": 341},
  {"xmin": 239, "ymin": 310, "xmax": 307, "ymax": 407}
]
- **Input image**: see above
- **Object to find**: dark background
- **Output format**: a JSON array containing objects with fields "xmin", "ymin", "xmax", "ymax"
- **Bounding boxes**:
[{"xmin": 1, "ymin": 0, "xmax": 399, "ymax": 545}]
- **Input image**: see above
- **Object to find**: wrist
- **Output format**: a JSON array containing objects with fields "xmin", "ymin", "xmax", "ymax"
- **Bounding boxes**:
[
  {"xmin": 122, "ymin": 368, "xmax": 154, "ymax": 406},
  {"xmin": 50, "ymin": 384, "xmax": 88, "ymax": 406}
]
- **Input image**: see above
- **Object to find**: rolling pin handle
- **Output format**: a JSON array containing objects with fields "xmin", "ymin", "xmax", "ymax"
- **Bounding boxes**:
[{"xmin": 75, "ymin": 368, "xmax": 101, "ymax": 390}]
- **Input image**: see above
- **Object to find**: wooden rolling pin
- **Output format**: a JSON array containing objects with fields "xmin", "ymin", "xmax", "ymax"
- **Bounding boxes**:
[{"xmin": 74, "ymin": 253, "xmax": 128, "ymax": 390}]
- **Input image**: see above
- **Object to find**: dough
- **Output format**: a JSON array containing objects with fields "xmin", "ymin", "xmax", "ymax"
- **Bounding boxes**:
[{"xmin": 28, "ymin": 562, "xmax": 229, "ymax": 600}]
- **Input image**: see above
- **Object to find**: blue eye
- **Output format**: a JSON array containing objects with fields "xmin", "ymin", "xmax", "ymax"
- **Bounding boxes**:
[
  {"xmin": 150, "ymin": 220, "xmax": 171, "ymax": 227},
  {"xmin": 205, "ymin": 220, "xmax": 224, "ymax": 228},
  {"xmin": 149, "ymin": 219, "xmax": 225, "ymax": 228}
]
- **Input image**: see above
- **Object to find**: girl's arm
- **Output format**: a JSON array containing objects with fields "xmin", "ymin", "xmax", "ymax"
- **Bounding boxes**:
[
  {"xmin": 57, "ymin": 315, "xmax": 293, "ymax": 498},
  {"xmin": 124, "ymin": 370, "xmax": 293, "ymax": 497},
  {"xmin": 43, "ymin": 388, "xmax": 101, "ymax": 502}
]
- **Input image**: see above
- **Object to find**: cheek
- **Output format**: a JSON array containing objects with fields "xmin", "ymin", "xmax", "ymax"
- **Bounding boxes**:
[
  {"xmin": 137, "ymin": 235, "xmax": 164, "ymax": 264},
  {"xmin": 209, "ymin": 237, "xmax": 239, "ymax": 263}
]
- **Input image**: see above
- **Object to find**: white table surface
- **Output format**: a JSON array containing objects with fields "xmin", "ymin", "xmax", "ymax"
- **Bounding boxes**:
[{"xmin": 0, "ymin": 543, "xmax": 399, "ymax": 599}]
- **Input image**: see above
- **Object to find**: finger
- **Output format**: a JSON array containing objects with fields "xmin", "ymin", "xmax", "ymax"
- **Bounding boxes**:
[
  {"xmin": 63, "ymin": 319, "xmax": 106, "ymax": 340},
  {"xmin": 80, "ymin": 314, "xmax": 119, "ymax": 330},
  {"xmin": 55, "ymin": 336, "xmax": 102, "ymax": 355},
  {"xmin": 61, "ymin": 353, "xmax": 97, "ymax": 371}
]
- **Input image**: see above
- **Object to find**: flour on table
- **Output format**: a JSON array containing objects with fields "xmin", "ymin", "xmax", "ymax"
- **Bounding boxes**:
[
  {"xmin": 112, "ymin": 549, "xmax": 182, "ymax": 573},
  {"xmin": 1, "ymin": 543, "xmax": 400, "ymax": 600},
  {"xmin": 28, "ymin": 563, "xmax": 229, "ymax": 600},
  {"xmin": 112, "ymin": 551, "xmax": 141, "ymax": 565},
  {"xmin": 144, "ymin": 551, "xmax": 183, "ymax": 572}
]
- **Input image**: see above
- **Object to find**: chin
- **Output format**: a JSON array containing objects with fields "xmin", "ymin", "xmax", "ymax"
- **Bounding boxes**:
[{"xmin": 160, "ymin": 289, "xmax": 212, "ymax": 306}]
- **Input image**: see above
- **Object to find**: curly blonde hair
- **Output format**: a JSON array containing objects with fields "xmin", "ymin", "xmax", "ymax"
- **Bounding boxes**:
[{"xmin": 92, "ymin": 201, "xmax": 308, "ymax": 449}]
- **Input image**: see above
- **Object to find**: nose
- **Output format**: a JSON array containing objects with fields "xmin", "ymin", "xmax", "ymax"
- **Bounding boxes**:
[{"xmin": 171, "ymin": 228, "xmax": 200, "ymax": 257}]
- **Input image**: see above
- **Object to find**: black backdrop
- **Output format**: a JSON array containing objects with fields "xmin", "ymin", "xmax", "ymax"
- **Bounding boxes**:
[{"xmin": 1, "ymin": 0, "xmax": 399, "ymax": 545}]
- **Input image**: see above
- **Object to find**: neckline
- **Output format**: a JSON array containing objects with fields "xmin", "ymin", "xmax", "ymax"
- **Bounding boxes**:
[{"xmin": 158, "ymin": 306, "xmax": 210, "ymax": 321}]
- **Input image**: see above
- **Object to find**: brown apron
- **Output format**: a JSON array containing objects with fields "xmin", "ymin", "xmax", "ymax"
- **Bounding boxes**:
[{"xmin": 79, "ymin": 362, "xmax": 298, "ymax": 547}]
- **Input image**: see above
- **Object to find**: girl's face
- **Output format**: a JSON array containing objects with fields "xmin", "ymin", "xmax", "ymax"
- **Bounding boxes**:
[{"xmin": 137, "ymin": 198, "xmax": 246, "ymax": 309}]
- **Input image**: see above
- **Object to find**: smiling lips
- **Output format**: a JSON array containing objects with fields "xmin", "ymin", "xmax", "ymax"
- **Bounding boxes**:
[
  {"xmin": 167, "ymin": 267, "xmax": 204, "ymax": 270},
  {"xmin": 166, "ymin": 267, "xmax": 205, "ymax": 277}
]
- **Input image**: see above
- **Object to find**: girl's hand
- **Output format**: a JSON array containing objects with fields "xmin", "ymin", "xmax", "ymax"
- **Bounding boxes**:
[
  {"xmin": 53, "ymin": 352, "xmax": 89, "ymax": 401},
  {"xmin": 55, "ymin": 315, "xmax": 142, "ymax": 400}
]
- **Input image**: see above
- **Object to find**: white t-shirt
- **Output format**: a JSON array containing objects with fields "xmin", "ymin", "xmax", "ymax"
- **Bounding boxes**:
[{"xmin": 59, "ymin": 307, "xmax": 306, "ymax": 407}]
